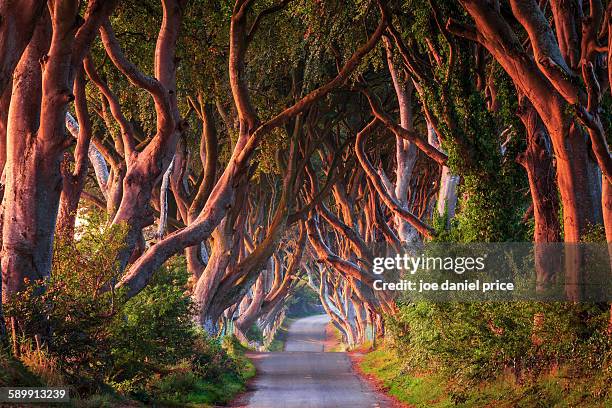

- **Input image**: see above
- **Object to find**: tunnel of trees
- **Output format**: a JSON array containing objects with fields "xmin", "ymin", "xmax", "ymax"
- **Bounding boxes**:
[{"xmin": 0, "ymin": 0, "xmax": 611, "ymax": 405}]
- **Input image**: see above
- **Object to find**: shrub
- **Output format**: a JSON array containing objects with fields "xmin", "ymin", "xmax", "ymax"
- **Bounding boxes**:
[
  {"xmin": 3, "ymin": 210, "xmax": 252, "ymax": 406},
  {"xmin": 108, "ymin": 258, "xmax": 196, "ymax": 387},
  {"xmin": 4, "ymin": 211, "xmax": 127, "ymax": 390},
  {"xmin": 386, "ymin": 301, "xmax": 611, "ymax": 398}
]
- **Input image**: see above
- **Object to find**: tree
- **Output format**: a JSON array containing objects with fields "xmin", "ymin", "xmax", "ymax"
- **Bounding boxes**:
[{"xmin": 1, "ymin": 0, "xmax": 116, "ymax": 334}]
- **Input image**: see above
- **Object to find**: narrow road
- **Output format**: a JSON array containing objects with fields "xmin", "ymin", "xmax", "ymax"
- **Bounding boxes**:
[{"xmin": 232, "ymin": 314, "xmax": 390, "ymax": 408}]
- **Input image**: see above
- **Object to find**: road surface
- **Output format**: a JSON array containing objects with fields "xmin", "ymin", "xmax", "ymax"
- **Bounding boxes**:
[{"xmin": 232, "ymin": 314, "xmax": 390, "ymax": 408}]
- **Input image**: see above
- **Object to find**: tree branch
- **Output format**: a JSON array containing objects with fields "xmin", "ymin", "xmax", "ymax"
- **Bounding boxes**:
[
  {"xmin": 355, "ymin": 119, "xmax": 435, "ymax": 238},
  {"xmin": 84, "ymin": 56, "xmax": 137, "ymax": 157},
  {"xmin": 363, "ymin": 90, "xmax": 448, "ymax": 165},
  {"xmin": 246, "ymin": 0, "xmax": 292, "ymax": 43}
]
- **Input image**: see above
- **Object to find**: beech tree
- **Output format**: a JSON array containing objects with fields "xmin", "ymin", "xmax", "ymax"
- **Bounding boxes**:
[
  {"xmin": 116, "ymin": 0, "xmax": 389, "ymax": 299},
  {"xmin": 1, "ymin": 0, "xmax": 116, "ymax": 331},
  {"xmin": 1, "ymin": 0, "xmax": 610, "ymax": 349},
  {"xmin": 451, "ymin": 0, "xmax": 610, "ymax": 241}
]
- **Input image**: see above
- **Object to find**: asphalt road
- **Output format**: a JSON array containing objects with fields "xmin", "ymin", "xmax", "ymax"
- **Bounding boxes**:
[{"xmin": 232, "ymin": 314, "xmax": 390, "ymax": 408}]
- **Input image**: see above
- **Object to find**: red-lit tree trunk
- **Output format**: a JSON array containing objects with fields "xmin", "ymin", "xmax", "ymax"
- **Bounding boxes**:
[
  {"xmin": 0, "ymin": 1, "xmax": 113, "ymax": 337},
  {"xmin": 193, "ymin": 213, "xmax": 243, "ymax": 332},
  {"xmin": 56, "ymin": 68, "xmax": 93, "ymax": 241},
  {"xmin": 455, "ymin": 0, "xmax": 599, "ymax": 242},
  {"xmin": 516, "ymin": 101, "xmax": 560, "ymax": 244},
  {"xmin": 0, "ymin": 1, "xmax": 46, "ymax": 204},
  {"xmin": 98, "ymin": 0, "xmax": 184, "ymax": 270},
  {"xmin": 235, "ymin": 271, "xmax": 267, "ymax": 335},
  {"xmin": 1, "ymin": 6, "xmax": 51, "ymax": 301},
  {"xmin": 516, "ymin": 97, "xmax": 561, "ymax": 289},
  {"xmin": 2, "ymin": 4, "xmax": 73, "ymax": 300},
  {"xmin": 452, "ymin": 0, "xmax": 606, "ymax": 301},
  {"xmin": 184, "ymin": 98, "xmax": 218, "ymax": 279},
  {"xmin": 1, "ymin": 0, "xmax": 115, "ymax": 319},
  {"xmin": 0, "ymin": 1, "xmax": 46, "ymax": 96},
  {"xmin": 0, "ymin": 0, "xmax": 47, "ymax": 337},
  {"xmin": 257, "ymin": 230, "xmax": 306, "ymax": 320}
]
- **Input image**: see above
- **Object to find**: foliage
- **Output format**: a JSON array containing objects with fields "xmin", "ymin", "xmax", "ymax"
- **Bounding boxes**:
[
  {"xmin": 285, "ymin": 284, "xmax": 322, "ymax": 318},
  {"xmin": 434, "ymin": 59, "xmax": 526, "ymax": 243},
  {"xmin": 392, "ymin": 0, "xmax": 529, "ymax": 243},
  {"xmin": 108, "ymin": 257, "xmax": 197, "ymax": 387},
  {"xmin": 361, "ymin": 341, "xmax": 612, "ymax": 408},
  {"xmin": 380, "ymin": 301, "xmax": 612, "ymax": 405},
  {"xmin": 246, "ymin": 323, "xmax": 265, "ymax": 344},
  {"xmin": 2, "ymin": 0, "xmax": 611, "ymax": 406},
  {"xmin": 4, "ymin": 211, "xmax": 253, "ymax": 405},
  {"xmin": 581, "ymin": 223, "xmax": 607, "ymax": 243},
  {"xmin": 143, "ymin": 334, "xmax": 255, "ymax": 406},
  {"xmin": 4, "ymin": 211, "xmax": 128, "ymax": 388}
]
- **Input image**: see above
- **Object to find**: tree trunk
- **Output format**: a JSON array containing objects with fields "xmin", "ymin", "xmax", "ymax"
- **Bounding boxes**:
[
  {"xmin": 56, "ymin": 69, "xmax": 92, "ymax": 241},
  {"xmin": 385, "ymin": 38, "xmax": 419, "ymax": 243},
  {"xmin": 456, "ymin": 0, "xmax": 597, "ymax": 302},
  {"xmin": 0, "ymin": 3, "xmax": 48, "ymax": 329},
  {"xmin": 185, "ymin": 101, "xmax": 217, "ymax": 279},
  {"xmin": 427, "ymin": 122, "xmax": 458, "ymax": 222},
  {"xmin": 235, "ymin": 271, "xmax": 267, "ymax": 334},
  {"xmin": 193, "ymin": 217, "xmax": 235, "ymax": 330},
  {"xmin": 2, "ymin": 14, "xmax": 54, "ymax": 302},
  {"xmin": 457, "ymin": 0, "xmax": 595, "ymax": 242},
  {"xmin": 117, "ymin": 12, "xmax": 387, "ymax": 297},
  {"xmin": 0, "ymin": 1, "xmax": 46, "ymax": 96},
  {"xmin": 516, "ymin": 98, "xmax": 561, "ymax": 290},
  {"xmin": 98, "ymin": 1, "xmax": 182, "ymax": 270}
]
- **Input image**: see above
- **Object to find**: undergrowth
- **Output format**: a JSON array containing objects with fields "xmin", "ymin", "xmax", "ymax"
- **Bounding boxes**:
[{"xmin": 1, "ymin": 211, "xmax": 254, "ymax": 407}]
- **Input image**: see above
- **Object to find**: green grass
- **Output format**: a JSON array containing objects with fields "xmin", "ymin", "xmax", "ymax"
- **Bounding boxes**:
[
  {"xmin": 328, "ymin": 324, "xmax": 349, "ymax": 352},
  {"xmin": 360, "ymin": 346, "xmax": 451, "ymax": 407},
  {"xmin": 266, "ymin": 318, "xmax": 294, "ymax": 352},
  {"xmin": 360, "ymin": 344, "xmax": 612, "ymax": 408},
  {"xmin": 0, "ymin": 347, "xmax": 43, "ymax": 387},
  {"xmin": 152, "ymin": 370, "xmax": 251, "ymax": 407}
]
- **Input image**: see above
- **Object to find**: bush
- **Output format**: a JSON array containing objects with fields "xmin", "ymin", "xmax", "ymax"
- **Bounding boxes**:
[
  {"xmin": 3, "ymin": 210, "xmax": 253, "ymax": 405},
  {"xmin": 108, "ymin": 258, "xmax": 196, "ymax": 387},
  {"xmin": 385, "ymin": 301, "xmax": 612, "ymax": 400},
  {"xmin": 4, "ymin": 211, "xmax": 128, "ymax": 390}
]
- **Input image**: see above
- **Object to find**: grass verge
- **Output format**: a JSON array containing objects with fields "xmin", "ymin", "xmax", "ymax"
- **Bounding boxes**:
[
  {"xmin": 2, "ymin": 336, "xmax": 256, "ymax": 408},
  {"xmin": 327, "ymin": 323, "xmax": 348, "ymax": 352},
  {"xmin": 359, "ymin": 343, "xmax": 612, "ymax": 408},
  {"xmin": 266, "ymin": 318, "xmax": 294, "ymax": 352}
]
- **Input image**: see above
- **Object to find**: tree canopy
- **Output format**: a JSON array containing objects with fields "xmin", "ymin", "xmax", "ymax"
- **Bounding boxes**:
[{"xmin": 0, "ymin": 0, "xmax": 611, "ymax": 405}]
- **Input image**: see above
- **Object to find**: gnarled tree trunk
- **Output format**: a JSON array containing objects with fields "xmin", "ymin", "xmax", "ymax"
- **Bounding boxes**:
[{"xmin": 516, "ymin": 97, "xmax": 561, "ymax": 290}]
